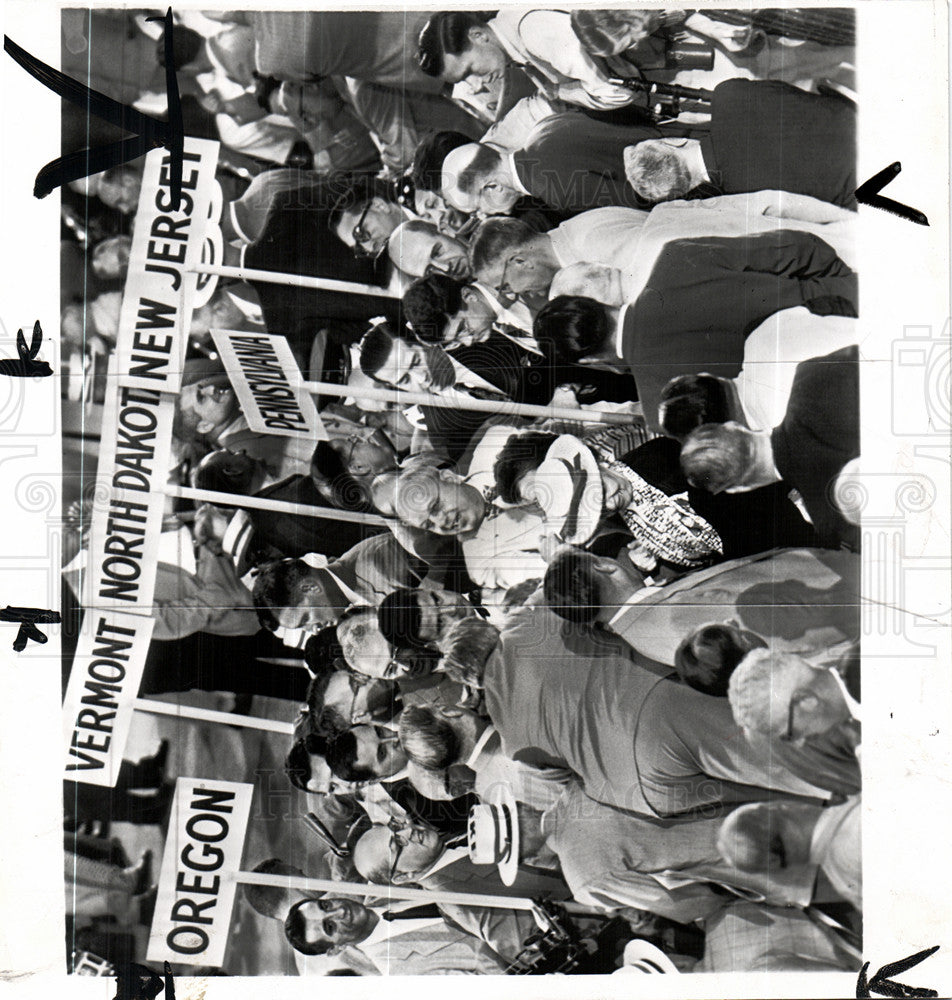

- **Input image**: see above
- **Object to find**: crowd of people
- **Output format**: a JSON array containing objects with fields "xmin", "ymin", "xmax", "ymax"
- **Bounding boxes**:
[{"xmin": 62, "ymin": 7, "xmax": 862, "ymax": 977}]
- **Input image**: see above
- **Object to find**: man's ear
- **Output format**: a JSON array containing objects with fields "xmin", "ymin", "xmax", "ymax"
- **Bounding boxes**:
[
  {"xmin": 391, "ymin": 871, "xmax": 415, "ymax": 886},
  {"xmin": 468, "ymin": 24, "xmax": 489, "ymax": 45},
  {"xmin": 593, "ymin": 556, "xmax": 620, "ymax": 576}
]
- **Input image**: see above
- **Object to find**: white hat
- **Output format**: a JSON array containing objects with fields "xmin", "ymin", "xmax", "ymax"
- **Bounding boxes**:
[
  {"xmin": 467, "ymin": 782, "xmax": 520, "ymax": 886},
  {"xmin": 524, "ymin": 435, "xmax": 603, "ymax": 546},
  {"xmin": 613, "ymin": 940, "xmax": 680, "ymax": 975}
]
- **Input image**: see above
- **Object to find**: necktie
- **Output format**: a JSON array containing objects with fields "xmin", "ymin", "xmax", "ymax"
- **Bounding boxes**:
[{"xmin": 382, "ymin": 904, "xmax": 442, "ymax": 921}]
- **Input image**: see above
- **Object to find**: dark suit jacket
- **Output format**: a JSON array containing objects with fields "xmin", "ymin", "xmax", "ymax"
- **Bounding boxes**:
[
  {"xmin": 771, "ymin": 346, "xmax": 859, "ymax": 550},
  {"xmin": 250, "ymin": 474, "xmax": 383, "ymax": 560},
  {"xmin": 244, "ymin": 193, "xmax": 401, "ymax": 351},
  {"xmin": 620, "ymin": 229, "xmax": 858, "ymax": 428},
  {"xmin": 513, "ymin": 112, "xmax": 660, "ymax": 214},
  {"xmin": 423, "ymin": 334, "xmax": 638, "ymax": 462},
  {"xmin": 701, "ymin": 79, "xmax": 857, "ymax": 209},
  {"xmin": 622, "ymin": 437, "xmax": 818, "ymax": 559},
  {"xmin": 250, "ymin": 11, "xmax": 443, "ymax": 93}
]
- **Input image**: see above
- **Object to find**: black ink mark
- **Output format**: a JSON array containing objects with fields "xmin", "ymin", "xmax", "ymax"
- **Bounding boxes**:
[
  {"xmin": 1, "ymin": 606, "xmax": 61, "ymax": 652},
  {"xmin": 857, "ymin": 945, "xmax": 940, "ymax": 998},
  {"xmin": 855, "ymin": 162, "xmax": 929, "ymax": 227},
  {"xmin": 0, "ymin": 321, "xmax": 52, "ymax": 378},
  {"xmin": 113, "ymin": 961, "xmax": 176, "ymax": 1000},
  {"xmin": 3, "ymin": 7, "xmax": 183, "ymax": 207}
]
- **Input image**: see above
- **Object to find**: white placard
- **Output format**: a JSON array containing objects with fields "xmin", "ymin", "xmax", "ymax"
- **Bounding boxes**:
[
  {"xmin": 61, "ymin": 609, "xmax": 154, "ymax": 787},
  {"xmin": 115, "ymin": 136, "xmax": 221, "ymax": 394},
  {"xmin": 210, "ymin": 329, "xmax": 325, "ymax": 440},
  {"xmin": 147, "ymin": 778, "xmax": 254, "ymax": 968}
]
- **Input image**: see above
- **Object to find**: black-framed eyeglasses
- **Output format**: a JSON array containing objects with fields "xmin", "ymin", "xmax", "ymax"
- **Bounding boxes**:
[
  {"xmin": 385, "ymin": 818, "xmax": 413, "ymax": 880},
  {"xmin": 494, "ymin": 255, "xmax": 519, "ymax": 304},
  {"xmin": 352, "ymin": 200, "xmax": 382, "ymax": 259}
]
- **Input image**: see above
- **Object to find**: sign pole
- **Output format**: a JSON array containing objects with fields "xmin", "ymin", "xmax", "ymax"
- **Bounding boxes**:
[
  {"xmin": 301, "ymin": 379, "xmax": 638, "ymax": 425},
  {"xmin": 134, "ymin": 699, "xmax": 296, "ymax": 735},
  {"xmin": 169, "ymin": 484, "xmax": 389, "ymax": 527},
  {"xmin": 191, "ymin": 262, "xmax": 400, "ymax": 299},
  {"xmin": 235, "ymin": 871, "xmax": 598, "ymax": 916}
]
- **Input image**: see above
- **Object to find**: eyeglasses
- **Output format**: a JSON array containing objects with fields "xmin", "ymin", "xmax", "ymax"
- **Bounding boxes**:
[
  {"xmin": 493, "ymin": 255, "xmax": 519, "ymax": 304},
  {"xmin": 385, "ymin": 818, "xmax": 414, "ymax": 880},
  {"xmin": 352, "ymin": 201, "xmax": 384, "ymax": 259}
]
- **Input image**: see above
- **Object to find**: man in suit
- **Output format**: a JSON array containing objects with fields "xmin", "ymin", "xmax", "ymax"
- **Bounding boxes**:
[
  {"xmin": 624, "ymin": 79, "xmax": 856, "ymax": 208},
  {"xmin": 542, "ymin": 779, "xmax": 819, "ymax": 924},
  {"xmin": 533, "ymin": 221, "xmax": 857, "ymax": 430},
  {"xmin": 387, "ymin": 461, "xmax": 548, "ymax": 599},
  {"xmin": 358, "ymin": 323, "xmax": 575, "ymax": 462},
  {"xmin": 440, "ymin": 113, "xmax": 670, "ymax": 217},
  {"xmin": 547, "ymin": 545, "xmax": 860, "ymax": 668},
  {"xmin": 398, "ymin": 704, "xmax": 572, "ymax": 811},
  {"xmin": 402, "ymin": 273, "xmax": 638, "ymax": 401},
  {"xmin": 252, "ymin": 533, "xmax": 425, "ymax": 636},
  {"xmin": 351, "ymin": 815, "xmax": 570, "ymax": 899},
  {"xmin": 484, "ymin": 596, "xmax": 860, "ymax": 819},
  {"xmin": 242, "ymin": 184, "xmax": 401, "ymax": 353},
  {"xmin": 474, "ymin": 187, "xmax": 856, "ymax": 316},
  {"xmin": 284, "ymin": 895, "xmax": 532, "ymax": 974},
  {"xmin": 681, "ymin": 347, "xmax": 860, "ymax": 549}
]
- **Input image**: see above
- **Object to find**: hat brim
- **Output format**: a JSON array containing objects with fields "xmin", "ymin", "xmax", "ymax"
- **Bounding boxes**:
[
  {"xmin": 485, "ymin": 783, "xmax": 520, "ymax": 886},
  {"xmin": 527, "ymin": 435, "xmax": 603, "ymax": 546}
]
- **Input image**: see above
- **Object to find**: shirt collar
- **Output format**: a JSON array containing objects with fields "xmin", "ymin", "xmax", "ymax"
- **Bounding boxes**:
[
  {"xmin": 506, "ymin": 151, "xmax": 531, "ymax": 196},
  {"xmin": 613, "ymin": 302, "xmax": 631, "ymax": 359},
  {"xmin": 465, "ymin": 724, "xmax": 498, "ymax": 769}
]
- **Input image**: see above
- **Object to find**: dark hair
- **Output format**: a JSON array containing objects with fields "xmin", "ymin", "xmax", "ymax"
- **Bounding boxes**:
[
  {"xmin": 469, "ymin": 217, "xmax": 535, "ymax": 278},
  {"xmin": 253, "ymin": 72, "xmax": 283, "ymax": 113},
  {"xmin": 285, "ymin": 737, "xmax": 322, "ymax": 792},
  {"xmin": 310, "ymin": 440, "xmax": 371, "ymax": 510},
  {"xmin": 412, "ymin": 131, "xmax": 473, "ymax": 193},
  {"xmin": 193, "ymin": 449, "xmax": 257, "ymax": 495},
  {"xmin": 542, "ymin": 546, "xmax": 602, "ymax": 624},
  {"xmin": 534, "ymin": 296, "xmax": 610, "ymax": 364},
  {"xmin": 251, "ymin": 559, "xmax": 314, "ymax": 632},
  {"xmin": 404, "ymin": 274, "xmax": 465, "ymax": 346},
  {"xmin": 359, "ymin": 324, "xmax": 397, "ymax": 381},
  {"xmin": 378, "ymin": 589, "xmax": 424, "ymax": 648},
  {"xmin": 493, "ymin": 430, "xmax": 559, "ymax": 504},
  {"xmin": 675, "ymin": 624, "xmax": 755, "ymax": 697},
  {"xmin": 457, "ymin": 144, "xmax": 503, "ymax": 197},
  {"xmin": 285, "ymin": 898, "xmax": 333, "ymax": 956},
  {"xmin": 659, "ymin": 375, "xmax": 732, "ymax": 440},
  {"xmin": 304, "ymin": 631, "xmax": 352, "ymax": 737},
  {"xmin": 304, "ymin": 624, "xmax": 346, "ymax": 680},
  {"xmin": 417, "ymin": 11, "xmax": 487, "ymax": 77},
  {"xmin": 156, "ymin": 25, "xmax": 204, "ymax": 69},
  {"xmin": 244, "ymin": 858, "xmax": 311, "ymax": 918},
  {"xmin": 326, "ymin": 730, "xmax": 377, "ymax": 783}
]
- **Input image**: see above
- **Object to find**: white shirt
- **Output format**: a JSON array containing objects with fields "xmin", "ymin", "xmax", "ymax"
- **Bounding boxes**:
[
  {"xmin": 489, "ymin": 8, "xmax": 634, "ymax": 111},
  {"xmin": 462, "ymin": 507, "xmax": 548, "ymax": 592},
  {"xmin": 482, "ymin": 93, "xmax": 564, "ymax": 152},
  {"xmin": 467, "ymin": 725, "xmax": 570, "ymax": 810},
  {"xmin": 734, "ymin": 307, "xmax": 859, "ymax": 431},
  {"xmin": 548, "ymin": 207, "xmax": 650, "ymax": 274}
]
